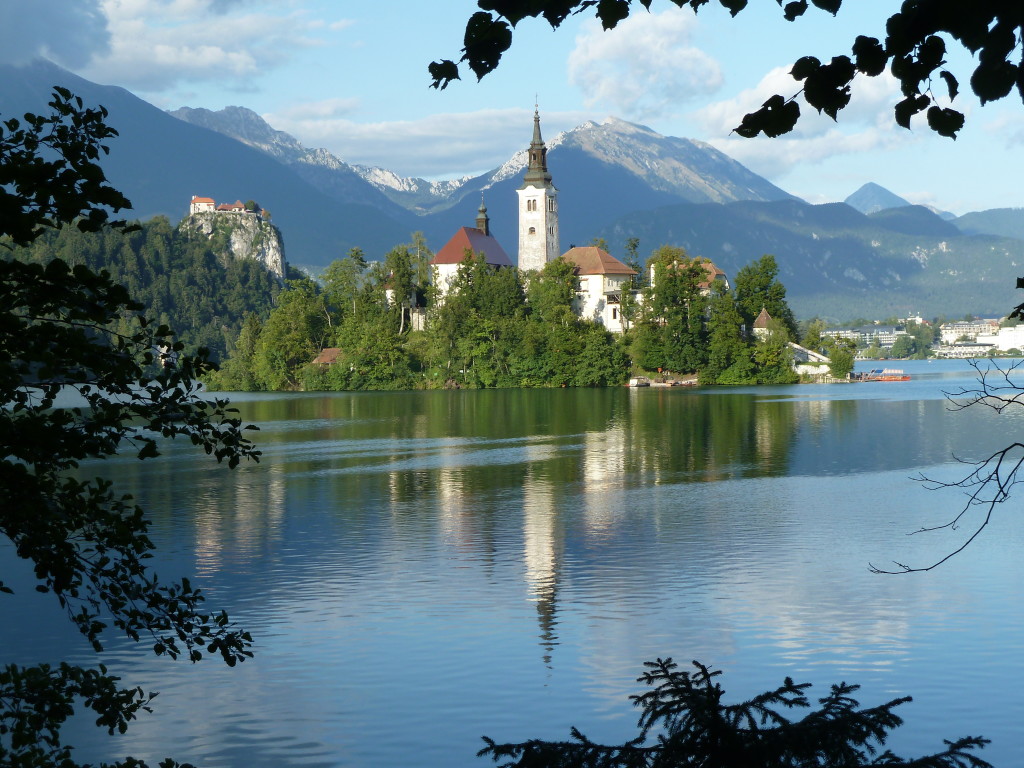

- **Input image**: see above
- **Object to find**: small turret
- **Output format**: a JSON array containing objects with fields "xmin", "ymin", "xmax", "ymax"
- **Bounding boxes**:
[{"xmin": 476, "ymin": 194, "xmax": 490, "ymax": 236}]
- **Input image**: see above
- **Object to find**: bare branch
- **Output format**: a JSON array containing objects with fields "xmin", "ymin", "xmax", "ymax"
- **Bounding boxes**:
[{"xmin": 872, "ymin": 358, "xmax": 1024, "ymax": 573}]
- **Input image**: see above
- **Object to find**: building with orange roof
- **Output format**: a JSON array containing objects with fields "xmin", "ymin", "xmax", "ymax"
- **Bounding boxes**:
[
  {"xmin": 189, "ymin": 195, "xmax": 215, "ymax": 214},
  {"xmin": 560, "ymin": 246, "xmax": 637, "ymax": 333},
  {"xmin": 648, "ymin": 257, "xmax": 730, "ymax": 295}
]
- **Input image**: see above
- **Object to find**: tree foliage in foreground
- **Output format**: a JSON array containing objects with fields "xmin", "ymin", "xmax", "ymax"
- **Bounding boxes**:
[
  {"xmin": 2, "ymin": 91, "xmax": 258, "ymax": 767},
  {"xmin": 431, "ymin": 0, "xmax": 1024, "ymax": 139},
  {"xmin": 480, "ymin": 658, "xmax": 991, "ymax": 768}
]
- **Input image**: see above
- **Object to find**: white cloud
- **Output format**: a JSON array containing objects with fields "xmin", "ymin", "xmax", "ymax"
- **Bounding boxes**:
[
  {"xmin": 695, "ymin": 65, "xmax": 916, "ymax": 179},
  {"xmin": 274, "ymin": 98, "xmax": 361, "ymax": 121},
  {"xmin": 263, "ymin": 107, "xmax": 593, "ymax": 179},
  {"xmin": 74, "ymin": 0, "xmax": 332, "ymax": 92},
  {"xmin": 0, "ymin": 0, "xmax": 110, "ymax": 67},
  {"xmin": 567, "ymin": 9, "xmax": 722, "ymax": 122}
]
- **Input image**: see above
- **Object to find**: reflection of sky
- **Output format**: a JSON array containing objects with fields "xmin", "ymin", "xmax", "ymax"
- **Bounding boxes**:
[{"xmin": 10, "ymin": 364, "xmax": 1024, "ymax": 767}]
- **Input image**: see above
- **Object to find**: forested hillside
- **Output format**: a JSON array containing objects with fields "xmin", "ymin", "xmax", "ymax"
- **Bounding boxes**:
[{"xmin": 7, "ymin": 217, "xmax": 282, "ymax": 361}]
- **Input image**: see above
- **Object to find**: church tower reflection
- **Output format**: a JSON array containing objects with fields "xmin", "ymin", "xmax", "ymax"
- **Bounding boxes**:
[{"xmin": 522, "ymin": 474, "xmax": 560, "ymax": 666}]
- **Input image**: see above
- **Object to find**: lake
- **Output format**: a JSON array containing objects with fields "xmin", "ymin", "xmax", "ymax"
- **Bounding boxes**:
[{"xmin": 5, "ymin": 358, "xmax": 1024, "ymax": 766}]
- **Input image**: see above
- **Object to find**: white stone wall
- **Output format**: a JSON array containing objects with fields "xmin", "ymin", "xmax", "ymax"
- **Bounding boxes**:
[
  {"xmin": 573, "ymin": 274, "xmax": 631, "ymax": 333},
  {"xmin": 517, "ymin": 186, "xmax": 559, "ymax": 272},
  {"xmin": 432, "ymin": 264, "xmax": 461, "ymax": 299}
]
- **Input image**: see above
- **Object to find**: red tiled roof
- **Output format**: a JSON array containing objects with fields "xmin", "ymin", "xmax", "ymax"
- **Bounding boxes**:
[
  {"xmin": 431, "ymin": 227, "xmax": 513, "ymax": 267},
  {"xmin": 698, "ymin": 260, "xmax": 727, "ymax": 289},
  {"xmin": 753, "ymin": 308, "xmax": 773, "ymax": 328},
  {"xmin": 191, "ymin": 196, "xmax": 215, "ymax": 204},
  {"xmin": 561, "ymin": 246, "xmax": 636, "ymax": 276}
]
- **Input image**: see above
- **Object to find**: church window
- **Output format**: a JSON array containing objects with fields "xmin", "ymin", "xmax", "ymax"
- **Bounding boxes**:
[
  {"xmin": 529, "ymin": 227, "xmax": 536, "ymax": 235},
  {"xmin": 612, "ymin": 308, "xmax": 618, "ymax": 320},
  {"xmin": 547, "ymin": 198, "xmax": 555, "ymax": 212}
]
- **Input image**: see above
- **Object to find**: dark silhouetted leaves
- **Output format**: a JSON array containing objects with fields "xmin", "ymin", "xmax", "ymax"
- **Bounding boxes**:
[
  {"xmin": 428, "ymin": 59, "xmax": 460, "ymax": 89},
  {"xmin": 802, "ymin": 56, "xmax": 855, "ymax": 119},
  {"xmin": 852, "ymin": 35, "xmax": 886, "ymax": 75},
  {"xmin": 463, "ymin": 12, "xmax": 513, "ymax": 80},
  {"xmin": 596, "ymin": 0, "xmax": 630, "ymax": 28},
  {"xmin": 783, "ymin": 0, "xmax": 808, "ymax": 21},
  {"xmin": 734, "ymin": 94, "xmax": 800, "ymax": 138},
  {"xmin": 939, "ymin": 70, "xmax": 959, "ymax": 100},
  {"xmin": 436, "ymin": 0, "xmax": 1024, "ymax": 139},
  {"xmin": 926, "ymin": 106, "xmax": 964, "ymax": 138},
  {"xmin": 895, "ymin": 94, "xmax": 930, "ymax": 129},
  {"xmin": 791, "ymin": 55, "xmax": 820, "ymax": 81},
  {"xmin": 811, "ymin": 0, "xmax": 841, "ymax": 13}
]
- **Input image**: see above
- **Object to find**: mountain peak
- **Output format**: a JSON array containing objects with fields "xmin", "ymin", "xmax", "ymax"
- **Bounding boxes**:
[
  {"xmin": 169, "ymin": 105, "xmax": 304, "ymax": 159},
  {"xmin": 844, "ymin": 182, "xmax": 911, "ymax": 215}
]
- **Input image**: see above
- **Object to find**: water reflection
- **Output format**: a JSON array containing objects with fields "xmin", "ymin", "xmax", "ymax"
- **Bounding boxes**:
[
  {"xmin": 10, "ymin": 361, "xmax": 1024, "ymax": 767},
  {"xmin": 523, "ymin": 477, "xmax": 559, "ymax": 667}
]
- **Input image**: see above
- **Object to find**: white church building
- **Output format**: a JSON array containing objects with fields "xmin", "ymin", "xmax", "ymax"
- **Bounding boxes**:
[{"xmin": 428, "ymin": 109, "xmax": 729, "ymax": 336}]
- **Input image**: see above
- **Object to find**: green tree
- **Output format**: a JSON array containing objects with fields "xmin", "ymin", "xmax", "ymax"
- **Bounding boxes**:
[
  {"xmin": 480, "ymin": 658, "xmax": 990, "ymax": 767},
  {"xmin": 641, "ymin": 246, "xmax": 708, "ymax": 373},
  {"xmin": 733, "ymin": 254, "xmax": 797, "ymax": 340},
  {"xmin": 251, "ymin": 277, "xmax": 328, "ymax": 389},
  {"xmin": 890, "ymin": 334, "xmax": 915, "ymax": 358},
  {"xmin": 2, "ymin": 92, "xmax": 256, "ymax": 768},
  {"xmin": 823, "ymin": 337, "xmax": 857, "ymax": 379},
  {"xmin": 702, "ymin": 283, "xmax": 754, "ymax": 385},
  {"xmin": 528, "ymin": 256, "xmax": 578, "ymax": 325},
  {"xmin": 431, "ymin": 1, "xmax": 1020, "ymax": 140},
  {"xmin": 753, "ymin": 325, "xmax": 799, "ymax": 385},
  {"xmin": 800, "ymin": 317, "xmax": 828, "ymax": 351},
  {"xmin": 322, "ymin": 247, "xmax": 368, "ymax": 322}
]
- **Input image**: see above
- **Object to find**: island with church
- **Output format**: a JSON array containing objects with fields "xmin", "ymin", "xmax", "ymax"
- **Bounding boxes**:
[{"xmin": 205, "ymin": 110, "xmax": 844, "ymax": 392}]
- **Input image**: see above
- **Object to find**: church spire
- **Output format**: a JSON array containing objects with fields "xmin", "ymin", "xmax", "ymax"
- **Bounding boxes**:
[
  {"xmin": 522, "ymin": 105, "xmax": 552, "ymax": 187},
  {"xmin": 475, "ymin": 193, "xmax": 490, "ymax": 236},
  {"xmin": 517, "ymin": 104, "xmax": 559, "ymax": 272}
]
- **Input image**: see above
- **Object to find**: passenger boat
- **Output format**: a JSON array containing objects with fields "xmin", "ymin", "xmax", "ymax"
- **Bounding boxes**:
[{"xmin": 861, "ymin": 368, "xmax": 911, "ymax": 381}]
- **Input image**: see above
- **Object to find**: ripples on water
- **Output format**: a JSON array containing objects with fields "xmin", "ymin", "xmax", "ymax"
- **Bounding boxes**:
[{"xmin": 5, "ymin": 360, "xmax": 1024, "ymax": 766}]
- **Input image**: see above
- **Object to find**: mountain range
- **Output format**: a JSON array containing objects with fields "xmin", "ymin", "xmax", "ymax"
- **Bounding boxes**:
[{"xmin": 4, "ymin": 59, "xmax": 1024, "ymax": 320}]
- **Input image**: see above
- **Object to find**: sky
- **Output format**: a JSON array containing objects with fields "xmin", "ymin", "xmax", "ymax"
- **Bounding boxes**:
[{"xmin": 4, "ymin": 0, "xmax": 1024, "ymax": 216}]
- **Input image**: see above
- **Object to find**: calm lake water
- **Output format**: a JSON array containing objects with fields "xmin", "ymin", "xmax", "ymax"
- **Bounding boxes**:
[{"xmin": 6, "ymin": 359, "xmax": 1024, "ymax": 766}]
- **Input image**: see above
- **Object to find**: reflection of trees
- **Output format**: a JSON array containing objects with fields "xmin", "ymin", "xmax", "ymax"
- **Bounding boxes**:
[{"xmin": 624, "ymin": 391, "xmax": 798, "ymax": 482}]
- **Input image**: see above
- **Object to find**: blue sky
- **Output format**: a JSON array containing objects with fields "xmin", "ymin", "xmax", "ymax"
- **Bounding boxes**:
[{"xmin": 5, "ymin": 0, "xmax": 1024, "ymax": 215}]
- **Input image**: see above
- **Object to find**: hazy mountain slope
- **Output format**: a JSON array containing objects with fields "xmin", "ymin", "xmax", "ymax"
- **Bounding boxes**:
[
  {"xmin": 954, "ymin": 208, "xmax": 1024, "ymax": 240},
  {"xmin": 168, "ymin": 106, "xmax": 408, "ymax": 214},
  {"xmin": 599, "ymin": 199, "xmax": 1020, "ymax": 320},
  {"xmin": 867, "ymin": 206, "xmax": 962, "ymax": 238},
  {"xmin": 0, "ymin": 60, "xmax": 414, "ymax": 267}
]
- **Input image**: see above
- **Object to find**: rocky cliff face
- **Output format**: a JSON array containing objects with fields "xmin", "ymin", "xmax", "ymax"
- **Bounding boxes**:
[{"xmin": 181, "ymin": 212, "xmax": 286, "ymax": 280}]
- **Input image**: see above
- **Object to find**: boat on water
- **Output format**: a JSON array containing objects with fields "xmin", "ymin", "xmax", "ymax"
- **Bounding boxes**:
[{"xmin": 859, "ymin": 368, "xmax": 911, "ymax": 381}]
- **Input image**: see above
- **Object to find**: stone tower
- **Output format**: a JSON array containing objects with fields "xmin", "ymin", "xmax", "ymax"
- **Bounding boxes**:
[{"xmin": 517, "ymin": 107, "xmax": 559, "ymax": 272}]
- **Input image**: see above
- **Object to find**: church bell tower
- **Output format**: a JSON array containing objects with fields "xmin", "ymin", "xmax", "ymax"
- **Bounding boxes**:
[{"xmin": 517, "ymin": 107, "xmax": 559, "ymax": 272}]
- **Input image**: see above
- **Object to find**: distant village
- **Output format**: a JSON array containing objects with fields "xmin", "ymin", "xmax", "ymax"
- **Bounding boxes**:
[{"xmin": 835, "ymin": 317, "xmax": 1024, "ymax": 359}]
